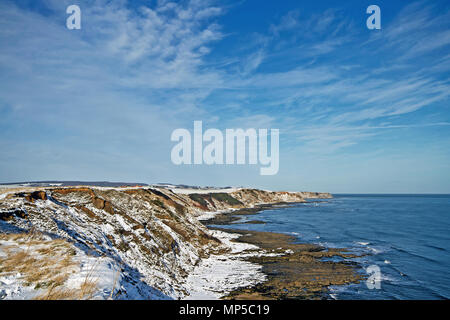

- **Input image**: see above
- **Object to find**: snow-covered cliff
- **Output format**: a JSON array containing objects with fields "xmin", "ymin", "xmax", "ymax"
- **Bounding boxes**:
[{"xmin": 0, "ymin": 186, "xmax": 331, "ymax": 299}]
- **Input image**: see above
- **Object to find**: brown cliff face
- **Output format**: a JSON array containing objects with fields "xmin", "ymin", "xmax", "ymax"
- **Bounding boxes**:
[
  {"xmin": 10, "ymin": 190, "xmax": 48, "ymax": 203},
  {"xmin": 177, "ymin": 188, "xmax": 332, "ymax": 214},
  {"xmin": 31, "ymin": 191, "xmax": 48, "ymax": 201},
  {"xmin": 299, "ymin": 191, "xmax": 333, "ymax": 199},
  {"xmin": 230, "ymin": 189, "xmax": 306, "ymax": 206}
]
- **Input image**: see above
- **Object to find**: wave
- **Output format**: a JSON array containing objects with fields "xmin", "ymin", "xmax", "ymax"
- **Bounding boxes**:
[
  {"xmin": 424, "ymin": 244, "xmax": 448, "ymax": 252},
  {"xmin": 368, "ymin": 247, "xmax": 384, "ymax": 254},
  {"xmin": 392, "ymin": 246, "xmax": 440, "ymax": 264}
]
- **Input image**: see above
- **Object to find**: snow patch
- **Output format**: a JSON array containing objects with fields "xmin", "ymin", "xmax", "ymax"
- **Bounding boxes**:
[
  {"xmin": 171, "ymin": 188, "xmax": 241, "ymax": 195},
  {"xmin": 183, "ymin": 230, "xmax": 266, "ymax": 299}
]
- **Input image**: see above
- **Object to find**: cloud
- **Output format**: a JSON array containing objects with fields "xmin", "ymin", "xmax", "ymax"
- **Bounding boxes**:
[
  {"xmin": 367, "ymin": 1, "xmax": 450, "ymax": 59},
  {"xmin": 240, "ymin": 49, "xmax": 265, "ymax": 75},
  {"xmin": 0, "ymin": 0, "xmax": 449, "ymax": 191},
  {"xmin": 0, "ymin": 0, "xmax": 228, "ymax": 180},
  {"xmin": 269, "ymin": 10, "xmax": 301, "ymax": 36},
  {"xmin": 219, "ymin": 1, "xmax": 450, "ymax": 154},
  {"xmin": 0, "ymin": 0, "xmax": 226, "ymax": 109}
]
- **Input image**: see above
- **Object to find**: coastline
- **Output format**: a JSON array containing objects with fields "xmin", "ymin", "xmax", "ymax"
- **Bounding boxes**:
[
  {"xmin": 182, "ymin": 204, "xmax": 279, "ymax": 299},
  {"xmin": 197, "ymin": 202, "xmax": 365, "ymax": 300},
  {"xmin": 1, "ymin": 185, "xmax": 342, "ymax": 299},
  {"xmin": 183, "ymin": 229, "xmax": 267, "ymax": 299}
]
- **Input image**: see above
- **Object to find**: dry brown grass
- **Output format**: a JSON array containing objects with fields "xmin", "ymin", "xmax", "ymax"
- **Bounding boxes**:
[
  {"xmin": 35, "ymin": 276, "xmax": 98, "ymax": 300},
  {"xmin": 0, "ymin": 233, "xmax": 99, "ymax": 300},
  {"xmin": 0, "ymin": 233, "xmax": 25, "ymax": 241},
  {"xmin": 78, "ymin": 279, "xmax": 98, "ymax": 300},
  {"xmin": 34, "ymin": 286, "xmax": 79, "ymax": 300}
]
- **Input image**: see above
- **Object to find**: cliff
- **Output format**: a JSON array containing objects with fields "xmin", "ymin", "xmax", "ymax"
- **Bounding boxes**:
[{"xmin": 0, "ymin": 186, "xmax": 331, "ymax": 299}]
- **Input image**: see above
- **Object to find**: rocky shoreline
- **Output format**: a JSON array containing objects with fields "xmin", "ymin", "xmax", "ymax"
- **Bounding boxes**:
[{"xmin": 202, "ymin": 203, "xmax": 365, "ymax": 299}]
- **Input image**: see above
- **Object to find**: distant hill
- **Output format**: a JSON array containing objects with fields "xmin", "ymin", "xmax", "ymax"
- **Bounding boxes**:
[
  {"xmin": 153, "ymin": 183, "xmax": 236, "ymax": 190},
  {"xmin": 0, "ymin": 181, "xmax": 239, "ymax": 190},
  {"xmin": 0, "ymin": 181, "xmax": 149, "ymax": 187}
]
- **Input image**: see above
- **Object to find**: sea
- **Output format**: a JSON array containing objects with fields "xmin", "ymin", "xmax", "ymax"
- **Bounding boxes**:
[{"xmin": 214, "ymin": 194, "xmax": 450, "ymax": 299}]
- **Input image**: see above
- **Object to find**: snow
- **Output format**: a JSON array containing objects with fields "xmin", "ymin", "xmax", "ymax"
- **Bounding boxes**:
[
  {"xmin": 171, "ymin": 187, "xmax": 241, "ymax": 195},
  {"xmin": 181, "ymin": 206, "xmax": 273, "ymax": 299},
  {"xmin": 0, "ymin": 273, "xmax": 40, "ymax": 300},
  {"xmin": 196, "ymin": 208, "xmax": 238, "ymax": 221},
  {"xmin": 183, "ymin": 230, "xmax": 266, "ymax": 300},
  {"xmin": 65, "ymin": 255, "xmax": 121, "ymax": 299},
  {"xmin": 0, "ymin": 236, "xmax": 122, "ymax": 300}
]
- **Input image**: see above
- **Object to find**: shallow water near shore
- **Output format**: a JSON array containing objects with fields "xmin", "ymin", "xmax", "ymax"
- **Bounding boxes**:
[{"xmin": 211, "ymin": 194, "xmax": 450, "ymax": 299}]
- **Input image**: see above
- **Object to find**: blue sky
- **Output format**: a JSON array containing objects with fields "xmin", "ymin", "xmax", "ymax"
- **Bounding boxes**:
[{"xmin": 0, "ymin": 0, "xmax": 449, "ymax": 193}]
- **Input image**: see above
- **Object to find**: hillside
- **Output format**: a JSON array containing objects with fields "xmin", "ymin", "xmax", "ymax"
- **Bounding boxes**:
[{"xmin": 0, "ymin": 186, "xmax": 331, "ymax": 299}]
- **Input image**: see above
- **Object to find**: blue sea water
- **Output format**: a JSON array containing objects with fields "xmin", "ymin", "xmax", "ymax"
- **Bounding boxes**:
[{"xmin": 214, "ymin": 194, "xmax": 450, "ymax": 300}]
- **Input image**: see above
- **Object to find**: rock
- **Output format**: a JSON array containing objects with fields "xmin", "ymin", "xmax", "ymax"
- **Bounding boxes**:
[
  {"xmin": 31, "ymin": 191, "xmax": 47, "ymax": 201},
  {"xmin": 103, "ymin": 201, "xmax": 114, "ymax": 214},
  {"xmin": 93, "ymin": 197, "xmax": 105, "ymax": 209}
]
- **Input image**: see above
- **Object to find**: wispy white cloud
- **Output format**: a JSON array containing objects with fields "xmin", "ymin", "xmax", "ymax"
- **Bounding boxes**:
[
  {"xmin": 240, "ymin": 49, "xmax": 265, "ymax": 75},
  {"xmin": 215, "ymin": 1, "xmax": 450, "ymax": 154},
  {"xmin": 367, "ymin": 1, "xmax": 450, "ymax": 59},
  {"xmin": 0, "ymin": 0, "xmax": 449, "ymax": 190},
  {"xmin": 269, "ymin": 9, "xmax": 301, "ymax": 36},
  {"xmin": 0, "ymin": 0, "xmax": 228, "ymax": 180}
]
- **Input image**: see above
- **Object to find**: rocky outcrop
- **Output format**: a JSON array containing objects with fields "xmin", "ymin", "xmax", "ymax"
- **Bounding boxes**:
[
  {"xmin": 299, "ymin": 191, "xmax": 332, "ymax": 199},
  {"xmin": 0, "ymin": 186, "xmax": 331, "ymax": 299},
  {"xmin": 230, "ymin": 189, "xmax": 306, "ymax": 206}
]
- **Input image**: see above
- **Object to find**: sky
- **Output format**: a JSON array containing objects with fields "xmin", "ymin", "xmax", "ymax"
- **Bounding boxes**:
[{"xmin": 0, "ymin": 0, "xmax": 449, "ymax": 193}]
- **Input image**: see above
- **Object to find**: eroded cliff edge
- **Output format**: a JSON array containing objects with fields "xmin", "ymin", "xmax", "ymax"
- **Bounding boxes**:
[{"xmin": 0, "ymin": 186, "xmax": 331, "ymax": 299}]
